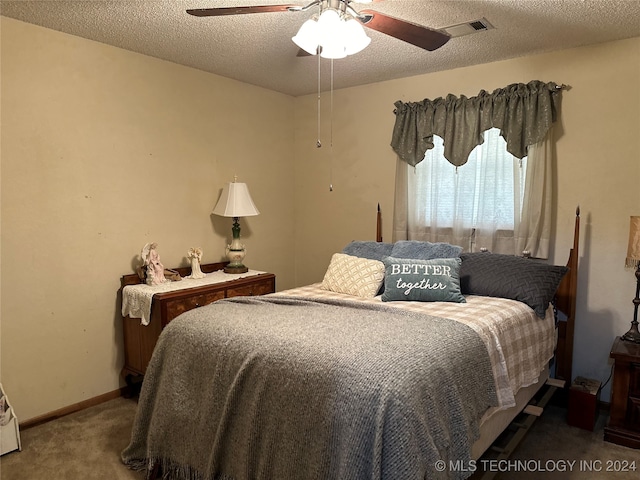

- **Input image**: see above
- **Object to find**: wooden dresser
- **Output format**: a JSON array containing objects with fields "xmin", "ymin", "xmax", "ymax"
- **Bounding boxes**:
[
  {"xmin": 120, "ymin": 261, "xmax": 275, "ymax": 386},
  {"xmin": 604, "ymin": 336, "xmax": 640, "ymax": 449}
]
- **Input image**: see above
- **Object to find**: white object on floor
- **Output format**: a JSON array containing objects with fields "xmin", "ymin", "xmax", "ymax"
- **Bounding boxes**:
[{"xmin": 0, "ymin": 384, "xmax": 21, "ymax": 455}]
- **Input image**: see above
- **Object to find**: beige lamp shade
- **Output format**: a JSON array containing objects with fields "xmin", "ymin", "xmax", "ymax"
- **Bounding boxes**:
[
  {"xmin": 627, "ymin": 216, "xmax": 640, "ymax": 268},
  {"xmin": 212, "ymin": 180, "xmax": 259, "ymax": 274},
  {"xmin": 212, "ymin": 182, "xmax": 260, "ymax": 218}
]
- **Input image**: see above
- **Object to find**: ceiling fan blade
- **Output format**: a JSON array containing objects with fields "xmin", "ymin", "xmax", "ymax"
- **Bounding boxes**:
[
  {"xmin": 359, "ymin": 10, "xmax": 450, "ymax": 51},
  {"xmin": 187, "ymin": 5, "xmax": 299, "ymax": 17}
]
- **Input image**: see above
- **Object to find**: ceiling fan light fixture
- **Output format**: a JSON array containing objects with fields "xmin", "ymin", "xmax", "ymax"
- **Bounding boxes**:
[
  {"xmin": 292, "ymin": 18, "xmax": 320, "ymax": 55},
  {"xmin": 343, "ymin": 18, "xmax": 370, "ymax": 55},
  {"xmin": 319, "ymin": 41, "xmax": 347, "ymax": 59},
  {"xmin": 317, "ymin": 8, "xmax": 342, "ymax": 43},
  {"xmin": 292, "ymin": 6, "xmax": 370, "ymax": 59}
]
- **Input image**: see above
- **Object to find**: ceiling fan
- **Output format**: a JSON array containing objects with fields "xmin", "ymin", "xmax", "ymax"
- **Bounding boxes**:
[{"xmin": 186, "ymin": 0, "xmax": 451, "ymax": 57}]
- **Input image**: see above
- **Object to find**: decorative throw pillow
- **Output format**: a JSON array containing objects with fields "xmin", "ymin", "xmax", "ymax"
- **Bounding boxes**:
[
  {"xmin": 390, "ymin": 240, "xmax": 463, "ymax": 260},
  {"xmin": 321, "ymin": 253, "xmax": 385, "ymax": 298},
  {"xmin": 381, "ymin": 257, "xmax": 466, "ymax": 303},
  {"xmin": 342, "ymin": 241, "xmax": 394, "ymax": 294},
  {"xmin": 459, "ymin": 252, "xmax": 569, "ymax": 318},
  {"xmin": 342, "ymin": 241, "xmax": 394, "ymax": 261}
]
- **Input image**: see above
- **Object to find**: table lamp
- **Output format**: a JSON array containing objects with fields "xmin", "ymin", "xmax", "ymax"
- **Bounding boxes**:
[
  {"xmin": 622, "ymin": 215, "xmax": 640, "ymax": 343},
  {"xmin": 212, "ymin": 178, "xmax": 260, "ymax": 274}
]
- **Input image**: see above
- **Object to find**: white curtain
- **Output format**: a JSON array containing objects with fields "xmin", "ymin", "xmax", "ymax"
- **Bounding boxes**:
[
  {"xmin": 515, "ymin": 127, "xmax": 553, "ymax": 258},
  {"xmin": 393, "ymin": 128, "xmax": 553, "ymax": 258}
]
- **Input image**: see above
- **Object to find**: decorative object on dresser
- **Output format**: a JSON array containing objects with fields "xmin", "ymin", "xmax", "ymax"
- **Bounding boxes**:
[
  {"xmin": 185, "ymin": 247, "xmax": 206, "ymax": 279},
  {"xmin": 140, "ymin": 242, "xmax": 169, "ymax": 285},
  {"xmin": 604, "ymin": 337, "xmax": 640, "ymax": 449},
  {"xmin": 212, "ymin": 178, "xmax": 260, "ymax": 274},
  {"xmin": 622, "ymin": 216, "xmax": 640, "ymax": 344},
  {"xmin": 119, "ymin": 261, "xmax": 275, "ymax": 389}
]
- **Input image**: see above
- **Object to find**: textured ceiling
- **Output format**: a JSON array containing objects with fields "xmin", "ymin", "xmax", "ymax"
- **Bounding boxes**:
[{"xmin": 2, "ymin": 0, "xmax": 640, "ymax": 97}]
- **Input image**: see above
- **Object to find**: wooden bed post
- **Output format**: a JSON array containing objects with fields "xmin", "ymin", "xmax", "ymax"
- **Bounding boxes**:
[
  {"xmin": 376, "ymin": 203, "xmax": 383, "ymax": 242},
  {"xmin": 554, "ymin": 206, "xmax": 580, "ymax": 385}
]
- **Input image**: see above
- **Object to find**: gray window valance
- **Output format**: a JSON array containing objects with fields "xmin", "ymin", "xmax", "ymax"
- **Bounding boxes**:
[{"xmin": 391, "ymin": 80, "xmax": 564, "ymax": 167}]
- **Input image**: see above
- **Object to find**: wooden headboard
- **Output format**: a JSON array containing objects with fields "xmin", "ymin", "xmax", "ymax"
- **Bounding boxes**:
[
  {"xmin": 554, "ymin": 206, "xmax": 580, "ymax": 384},
  {"xmin": 374, "ymin": 204, "xmax": 580, "ymax": 385}
]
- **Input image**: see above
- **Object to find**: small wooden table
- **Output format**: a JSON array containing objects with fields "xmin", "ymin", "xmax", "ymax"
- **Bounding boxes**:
[
  {"xmin": 120, "ymin": 262, "xmax": 275, "ymax": 388},
  {"xmin": 604, "ymin": 336, "xmax": 640, "ymax": 449}
]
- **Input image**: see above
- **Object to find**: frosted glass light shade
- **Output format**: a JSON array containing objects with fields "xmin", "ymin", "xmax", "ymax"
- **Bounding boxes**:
[
  {"xmin": 317, "ymin": 9, "xmax": 342, "ymax": 42},
  {"xmin": 344, "ymin": 18, "xmax": 371, "ymax": 55},
  {"xmin": 320, "ymin": 41, "xmax": 347, "ymax": 59},
  {"xmin": 212, "ymin": 182, "xmax": 260, "ymax": 218},
  {"xmin": 292, "ymin": 19, "xmax": 319, "ymax": 55}
]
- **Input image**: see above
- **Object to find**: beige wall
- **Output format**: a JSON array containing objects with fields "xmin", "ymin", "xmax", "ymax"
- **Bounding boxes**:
[
  {"xmin": 2, "ymin": 15, "xmax": 639, "ymax": 421},
  {"xmin": 1, "ymin": 17, "xmax": 295, "ymax": 421},
  {"xmin": 293, "ymin": 37, "xmax": 640, "ymax": 402}
]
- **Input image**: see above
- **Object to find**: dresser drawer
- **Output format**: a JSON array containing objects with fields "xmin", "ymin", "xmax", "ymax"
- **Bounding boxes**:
[
  {"xmin": 164, "ymin": 290, "xmax": 225, "ymax": 323},
  {"xmin": 631, "ymin": 363, "xmax": 640, "ymax": 396},
  {"xmin": 627, "ymin": 395, "xmax": 640, "ymax": 430},
  {"xmin": 227, "ymin": 278, "xmax": 274, "ymax": 297}
]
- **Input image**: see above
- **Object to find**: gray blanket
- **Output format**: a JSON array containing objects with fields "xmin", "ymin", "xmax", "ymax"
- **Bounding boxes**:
[{"xmin": 122, "ymin": 295, "xmax": 497, "ymax": 480}]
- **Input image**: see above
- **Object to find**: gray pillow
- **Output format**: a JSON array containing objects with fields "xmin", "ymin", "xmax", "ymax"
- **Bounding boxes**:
[
  {"xmin": 381, "ymin": 256, "xmax": 466, "ymax": 303},
  {"xmin": 390, "ymin": 240, "xmax": 463, "ymax": 260},
  {"xmin": 459, "ymin": 252, "xmax": 568, "ymax": 318},
  {"xmin": 342, "ymin": 241, "xmax": 394, "ymax": 261}
]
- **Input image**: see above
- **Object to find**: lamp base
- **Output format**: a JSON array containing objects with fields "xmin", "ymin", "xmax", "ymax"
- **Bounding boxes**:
[
  {"xmin": 621, "ymin": 322, "xmax": 640, "ymax": 344},
  {"xmin": 224, "ymin": 265, "xmax": 249, "ymax": 274},
  {"xmin": 622, "ymin": 262, "xmax": 640, "ymax": 343},
  {"xmin": 225, "ymin": 235, "xmax": 248, "ymax": 274}
]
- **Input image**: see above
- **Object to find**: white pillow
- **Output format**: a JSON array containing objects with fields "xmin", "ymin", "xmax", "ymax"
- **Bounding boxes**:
[{"xmin": 321, "ymin": 253, "xmax": 385, "ymax": 298}]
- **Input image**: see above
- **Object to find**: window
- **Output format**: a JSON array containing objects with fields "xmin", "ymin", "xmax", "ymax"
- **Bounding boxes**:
[
  {"xmin": 392, "ymin": 81, "xmax": 559, "ymax": 258},
  {"xmin": 406, "ymin": 128, "xmax": 527, "ymax": 251}
]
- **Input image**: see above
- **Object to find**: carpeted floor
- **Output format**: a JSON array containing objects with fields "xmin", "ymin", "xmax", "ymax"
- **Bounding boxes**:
[
  {"xmin": 1, "ymin": 396, "xmax": 144, "ymax": 480},
  {"xmin": 482, "ymin": 403, "xmax": 640, "ymax": 479},
  {"xmin": 1, "ymin": 396, "xmax": 639, "ymax": 479}
]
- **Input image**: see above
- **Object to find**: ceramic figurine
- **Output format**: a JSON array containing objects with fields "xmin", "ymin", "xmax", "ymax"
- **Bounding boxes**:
[
  {"xmin": 186, "ymin": 247, "xmax": 206, "ymax": 279},
  {"xmin": 141, "ymin": 242, "xmax": 169, "ymax": 286}
]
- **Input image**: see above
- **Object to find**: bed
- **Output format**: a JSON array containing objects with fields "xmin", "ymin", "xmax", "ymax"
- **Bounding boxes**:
[{"xmin": 122, "ymin": 209, "xmax": 580, "ymax": 480}]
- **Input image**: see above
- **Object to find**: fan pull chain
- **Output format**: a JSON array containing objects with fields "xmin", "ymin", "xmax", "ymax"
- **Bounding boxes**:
[
  {"xmin": 314, "ymin": 53, "xmax": 334, "ymax": 192},
  {"xmin": 316, "ymin": 51, "xmax": 322, "ymax": 148},
  {"xmin": 329, "ymin": 58, "xmax": 334, "ymax": 192}
]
